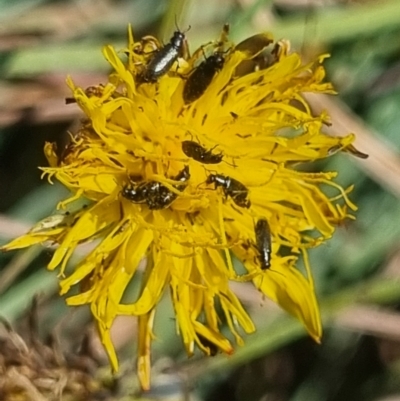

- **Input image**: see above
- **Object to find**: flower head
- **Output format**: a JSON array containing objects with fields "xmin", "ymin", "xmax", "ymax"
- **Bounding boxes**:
[{"xmin": 2, "ymin": 25, "xmax": 363, "ymax": 389}]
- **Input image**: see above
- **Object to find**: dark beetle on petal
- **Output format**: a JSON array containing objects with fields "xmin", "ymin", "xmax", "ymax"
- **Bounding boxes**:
[
  {"xmin": 145, "ymin": 182, "xmax": 178, "ymax": 210},
  {"xmin": 140, "ymin": 28, "xmax": 189, "ymax": 83},
  {"xmin": 146, "ymin": 166, "xmax": 190, "ymax": 209},
  {"xmin": 254, "ymin": 218, "xmax": 272, "ymax": 270},
  {"xmin": 121, "ymin": 166, "xmax": 190, "ymax": 210},
  {"xmin": 182, "ymin": 140, "xmax": 223, "ymax": 164},
  {"xmin": 183, "ymin": 52, "xmax": 226, "ymax": 104},
  {"xmin": 121, "ymin": 182, "xmax": 149, "ymax": 204},
  {"xmin": 122, "ymin": 180, "xmax": 176, "ymax": 209},
  {"xmin": 173, "ymin": 165, "xmax": 191, "ymax": 189},
  {"xmin": 206, "ymin": 173, "xmax": 250, "ymax": 208}
]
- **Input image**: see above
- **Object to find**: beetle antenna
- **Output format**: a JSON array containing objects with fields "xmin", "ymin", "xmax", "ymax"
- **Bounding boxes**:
[{"xmin": 174, "ymin": 15, "xmax": 180, "ymax": 31}]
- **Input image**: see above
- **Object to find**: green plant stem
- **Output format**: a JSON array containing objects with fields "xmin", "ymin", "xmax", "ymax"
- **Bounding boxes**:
[
  {"xmin": 186, "ymin": 276, "xmax": 400, "ymax": 381},
  {"xmin": 233, "ymin": 0, "xmax": 400, "ymax": 46},
  {"xmin": 159, "ymin": 0, "xmax": 192, "ymax": 42},
  {"xmin": 0, "ymin": 269, "xmax": 57, "ymax": 321}
]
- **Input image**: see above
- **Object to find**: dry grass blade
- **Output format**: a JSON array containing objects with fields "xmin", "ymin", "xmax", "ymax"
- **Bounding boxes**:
[
  {"xmin": 0, "ymin": 215, "xmax": 31, "ymax": 239},
  {"xmin": 382, "ymin": 247, "xmax": 400, "ymax": 278},
  {"xmin": 0, "ymin": 0, "xmax": 112, "ymax": 40},
  {"xmin": 337, "ymin": 305, "xmax": 400, "ymax": 341},
  {"xmin": 0, "ymin": 247, "xmax": 42, "ymax": 295}
]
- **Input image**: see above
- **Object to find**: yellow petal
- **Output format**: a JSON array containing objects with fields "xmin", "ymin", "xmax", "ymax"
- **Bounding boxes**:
[
  {"xmin": 137, "ymin": 309, "xmax": 155, "ymax": 390},
  {"xmin": 253, "ymin": 264, "xmax": 322, "ymax": 341}
]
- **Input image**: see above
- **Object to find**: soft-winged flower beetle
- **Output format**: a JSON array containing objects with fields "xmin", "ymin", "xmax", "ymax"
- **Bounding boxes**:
[
  {"xmin": 140, "ymin": 26, "xmax": 190, "ymax": 83},
  {"xmin": 254, "ymin": 218, "xmax": 272, "ymax": 270},
  {"xmin": 183, "ymin": 51, "xmax": 226, "ymax": 104},
  {"xmin": 146, "ymin": 182, "xmax": 177, "ymax": 210},
  {"xmin": 206, "ymin": 173, "xmax": 250, "ymax": 208},
  {"xmin": 121, "ymin": 166, "xmax": 190, "ymax": 210},
  {"xmin": 182, "ymin": 23, "xmax": 231, "ymax": 104},
  {"xmin": 182, "ymin": 140, "xmax": 223, "ymax": 164},
  {"xmin": 121, "ymin": 182, "xmax": 147, "ymax": 204}
]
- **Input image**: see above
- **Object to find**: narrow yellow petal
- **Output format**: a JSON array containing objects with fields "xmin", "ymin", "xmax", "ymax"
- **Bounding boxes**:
[{"xmin": 137, "ymin": 310, "xmax": 155, "ymax": 391}]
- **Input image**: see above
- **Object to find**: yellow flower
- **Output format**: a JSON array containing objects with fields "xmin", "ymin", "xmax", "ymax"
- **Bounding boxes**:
[{"xmin": 1, "ymin": 25, "xmax": 363, "ymax": 390}]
